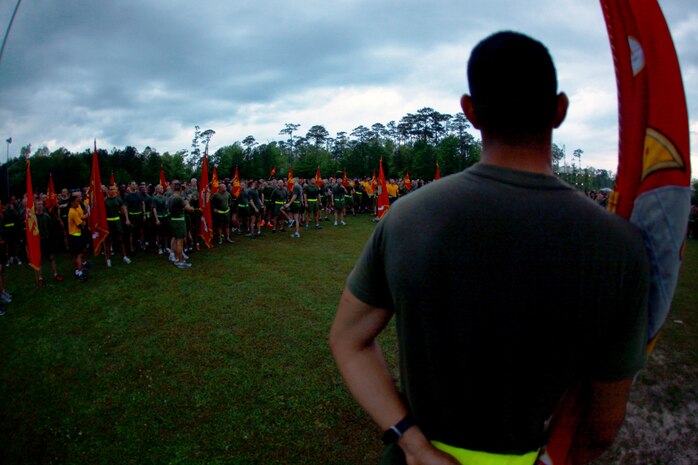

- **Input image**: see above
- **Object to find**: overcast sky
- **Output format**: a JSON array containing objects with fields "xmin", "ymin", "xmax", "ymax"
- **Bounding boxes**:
[{"xmin": 0, "ymin": 0, "xmax": 696, "ymax": 173}]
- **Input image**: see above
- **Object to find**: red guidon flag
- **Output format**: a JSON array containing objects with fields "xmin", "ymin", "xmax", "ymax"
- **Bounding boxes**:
[
  {"xmin": 45, "ymin": 173, "xmax": 58, "ymax": 212},
  {"xmin": 287, "ymin": 167, "xmax": 294, "ymax": 191},
  {"xmin": 602, "ymin": 0, "xmax": 691, "ymax": 352},
  {"xmin": 25, "ymin": 160, "xmax": 41, "ymax": 271},
  {"xmin": 211, "ymin": 165, "xmax": 219, "ymax": 192},
  {"xmin": 232, "ymin": 166, "xmax": 241, "ymax": 198},
  {"xmin": 89, "ymin": 140, "xmax": 109, "ymax": 255},
  {"xmin": 342, "ymin": 168, "xmax": 349, "ymax": 187},
  {"xmin": 404, "ymin": 170, "xmax": 412, "ymax": 191},
  {"xmin": 538, "ymin": 3, "xmax": 691, "ymax": 465},
  {"xmin": 377, "ymin": 159, "xmax": 390, "ymax": 219},
  {"xmin": 159, "ymin": 166, "xmax": 168, "ymax": 190},
  {"xmin": 315, "ymin": 166, "xmax": 323, "ymax": 187},
  {"xmin": 269, "ymin": 166, "xmax": 277, "ymax": 178},
  {"xmin": 110, "ymin": 172, "xmax": 115, "ymax": 187},
  {"xmin": 199, "ymin": 152, "xmax": 214, "ymax": 248},
  {"xmin": 371, "ymin": 171, "xmax": 377, "ymax": 191},
  {"xmin": 434, "ymin": 161, "xmax": 441, "ymax": 180}
]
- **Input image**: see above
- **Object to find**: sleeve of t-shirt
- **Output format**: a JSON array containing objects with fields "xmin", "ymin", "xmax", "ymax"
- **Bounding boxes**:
[
  {"xmin": 346, "ymin": 221, "xmax": 395, "ymax": 311},
  {"xmin": 585, "ymin": 242, "xmax": 650, "ymax": 381}
]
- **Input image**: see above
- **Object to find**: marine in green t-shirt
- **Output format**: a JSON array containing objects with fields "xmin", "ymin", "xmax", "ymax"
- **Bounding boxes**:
[
  {"xmin": 211, "ymin": 184, "xmax": 233, "ymax": 244},
  {"xmin": 104, "ymin": 185, "xmax": 131, "ymax": 266},
  {"xmin": 304, "ymin": 178, "xmax": 322, "ymax": 229}
]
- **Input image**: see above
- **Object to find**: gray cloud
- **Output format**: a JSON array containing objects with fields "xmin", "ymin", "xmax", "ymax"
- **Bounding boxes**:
[{"xmin": 0, "ymin": 0, "xmax": 695, "ymax": 172}]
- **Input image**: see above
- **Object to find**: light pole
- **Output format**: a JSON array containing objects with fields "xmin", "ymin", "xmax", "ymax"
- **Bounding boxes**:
[{"xmin": 5, "ymin": 137, "xmax": 10, "ymax": 201}]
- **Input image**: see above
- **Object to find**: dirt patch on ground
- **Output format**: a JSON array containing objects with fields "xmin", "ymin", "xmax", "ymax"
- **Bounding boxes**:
[{"xmin": 594, "ymin": 345, "xmax": 698, "ymax": 464}]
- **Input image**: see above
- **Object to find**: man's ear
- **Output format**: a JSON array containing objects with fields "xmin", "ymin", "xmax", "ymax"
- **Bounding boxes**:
[
  {"xmin": 460, "ymin": 94, "xmax": 480, "ymax": 129},
  {"xmin": 552, "ymin": 92, "xmax": 569, "ymax": 129}
]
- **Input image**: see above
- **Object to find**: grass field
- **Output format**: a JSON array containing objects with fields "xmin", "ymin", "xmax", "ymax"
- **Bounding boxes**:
[{"xmin": 0, "ymin": 217, "xmax": 695, "ymax": 464}]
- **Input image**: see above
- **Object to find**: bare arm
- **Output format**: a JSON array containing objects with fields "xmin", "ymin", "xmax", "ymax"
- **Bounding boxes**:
[
  {"xmin": 567, "ymin": 378, "xmax": 634, "ymax": 465},
  {"xmin": 329, "ymin": 287, "xmax": 459, "ymax": 465}
]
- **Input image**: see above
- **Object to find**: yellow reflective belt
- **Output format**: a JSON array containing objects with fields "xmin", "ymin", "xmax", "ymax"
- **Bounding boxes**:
[
  {"xmin": 275, "ymin": 201, "xmax": 284, "ymax": 205},
  {"xmin": 4, "ymin": 223, "xmax": 14, "ymax": 227},
  {"xmin": 70, "ymin": 232, "xmax": 82, "ymax": 237},
  {"xmin": 293, "ymin": 200, "xmax": 301, "ymax": 204},
  {"xmin": 171, "ymin": 216, "xmax": 185, "ymax": 221},
  {"xmin": 431, "ymin": 441, "xmax": 539, "ymax": 465},
  {"xmin": 307, "ymin": 199, "xmax": 318, "ymax": 202},
  {"xmin": 107, "ymin": 216, "xmax": 120, "ymax": 221},
  {"xmin": 129, "ymin": 211, "xmax": 142, "ymax": 215},
  {"xmin": 215, "ymin": 209, "xmax": 230, "ymax": 214}
]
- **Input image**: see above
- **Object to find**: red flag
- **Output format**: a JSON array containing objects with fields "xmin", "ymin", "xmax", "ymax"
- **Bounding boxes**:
[
  {"xmin": 110, "ymin": 172, "xmax": 115, "ymax": 187},
  {"xmin": 602, "ymin": 0, "xmax": 690, "ymax": 345},
  {"xmin": 605, "ymin": 1, "xmax": 690, "ymax": 221},
  {"xmin": 315, "ymin": 166, "xmax": 323, "ymax": 187},
  {"xmin": 199, "ymin": 152, "xmax": 214, "ymax": 248},
  {"xmin": 377, "ymin": 160, "xmax": 390, "ymax": 219},
  {"xmin": 211, "ymin": 166, "xmax": 219, "ymax": 192},
  {"xmin": 404, "ymin": 170, "xmax": 412, "ymax": 191},
  {"xmin": 159, "ymin": 166, "xmax": 168, "ymax": 190},
  {"xmin": 287, "ymin": 167, "xmax": 294, "ymax": 191},
  {"xmin": 539, "ymin": 3, "xmax": 692, "ymax": 465},
  {"xmin": 25, "ymin": 160, "xmax": 41, "ymax": 271},
  {"xmin": 269, "ymin": 166, "xmax": 277, "ymax": 178},
  {"xmin": 232, "ymin": 166, "xmax": 241, "ymax": 198},
  {"xmin": 342, "ymin": 168, "xmax": 349, "ymax": 187},
  {"xmin": 435, "ymin": 161, "xmax": 441, "ymax": 180},
  {"xmin": 371, "ymin": 171, "xmax": 377, "ymax": 191},
  {"xmin": 45, "ymin": 173, "xmax": 58, "ymax": 212},
  {"xmin": 89, "ymin": 140, "xmax": 109, "ymax": 255}
]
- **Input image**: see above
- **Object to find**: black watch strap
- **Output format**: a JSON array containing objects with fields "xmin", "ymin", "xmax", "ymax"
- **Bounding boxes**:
[{"xmin": 381, "ymin": 413, "xmax": 414, "ymax": 445}]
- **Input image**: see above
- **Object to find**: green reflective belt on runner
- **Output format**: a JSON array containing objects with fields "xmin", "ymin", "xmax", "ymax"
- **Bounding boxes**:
[
  {"xmin": 171, "ymin": 217, "xmax": 185, "ymax": 221},
  {"xmin": 431, "ymin": 441, "xmax": 538, "ymax": 465},
  {"xmin": 160, "ymin": 213, "xmax": 170, "ymax": 218},
  {"xmin": 293, "ymin": 200, "xmax": 300, "ymax": 204},
  {"xmin": 238, "ymin": 204, "xmax": 249, "ymax": 208},
  {"xmin": 275, "ymin": 201, "xmax": 285, "ymax": 205},
  {"xmin": 215, "ymin": 208, "xmax": 230, "ymax": 214},
  {"xmin": 129, "ymin": 211, "xmax": 142, "ymax": 215},
  {"xmin": 70, "ymin": 232, "xmax": 82, "ymax": 237},
  {"xmin": 344, "ymin": 195, "xmax": 352, "ymax": 198},
  {"xmin": 307, "ymin": 199, "xmax": 317, "ymax": 202},
  {"xmin": 107, "ymin": 217, "xmax": 120, "ymax": 221},
  {"xmin": 4, "ymin": 223, "xmax": 14, "ymax": 227}
]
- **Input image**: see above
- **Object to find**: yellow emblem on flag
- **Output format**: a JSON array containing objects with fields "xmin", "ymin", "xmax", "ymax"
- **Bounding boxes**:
[
  {"xmin": 642, "ymin": 127, "xmax": 685, "ymax": 181},
  {"xmin": 27, "ymin": 208, "xmax": 39, "ymax": 237}
]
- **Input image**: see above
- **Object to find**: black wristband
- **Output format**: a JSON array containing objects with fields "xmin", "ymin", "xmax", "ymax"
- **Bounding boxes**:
[{"xmin": 381, "ymin": 413, "xmax": 414, "ymax": 445}]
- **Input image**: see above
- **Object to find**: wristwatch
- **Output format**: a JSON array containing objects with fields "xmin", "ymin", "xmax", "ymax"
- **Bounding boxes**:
[{"xmin": 381, "ymin": 413, "xmax": 414, "ymax": 445}]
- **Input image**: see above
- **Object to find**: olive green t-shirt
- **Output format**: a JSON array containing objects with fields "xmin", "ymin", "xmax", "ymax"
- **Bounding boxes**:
[
  {"xmin": 169, "ymin": 195, "xmax": 185, "ymax": 218},
  {"xmin": 104, "ymin": 196, "xmax": 123, "ymax": 218},
  {"xmin": 304, "ymin": 184, "xmax": 320, "ymax": 200},
  {"xmin": 347, "ymin": 163, "xmax": 649, "ymax": 455},
  {"xmin": 211, "ymin": 191, "xmax": 231, "ymax": 212}
]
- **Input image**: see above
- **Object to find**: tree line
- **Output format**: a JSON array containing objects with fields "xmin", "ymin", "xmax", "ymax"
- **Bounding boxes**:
[{"xmin": 1, "ymin": 107, "xmax": 616, "ymax": 199}]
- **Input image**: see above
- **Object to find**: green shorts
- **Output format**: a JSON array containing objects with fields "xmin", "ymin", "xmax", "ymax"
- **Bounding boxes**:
[
  {"xmin": 334, "ymin": 198, "xmax": 345, "ymax": 210},
  {"xmin": 290, "ymin": 201, "xmax": 302, "ymax": 214},
  {"xmin": 107, "ymin": 218, "xmax": 123, "ymax": 236},
  {"xmin": 272, "ymin": 203, "xmax": 284, "ymax": 217},
  {"xmin": 306, "ymin": 200, "xmax": 319, "ymax": 213},
  {"xmin": 170, "ymin": 217, "xmax": 187, "ymax": 239},
  {"xmin": 214, "ymin": 210, "xmax": 230, "ymax": 227}
]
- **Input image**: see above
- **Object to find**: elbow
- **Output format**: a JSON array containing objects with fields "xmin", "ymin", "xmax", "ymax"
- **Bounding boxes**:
[{"xmin": 328, "ymin": 323, "xmax": 343, "ymax": 360}]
